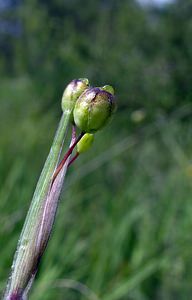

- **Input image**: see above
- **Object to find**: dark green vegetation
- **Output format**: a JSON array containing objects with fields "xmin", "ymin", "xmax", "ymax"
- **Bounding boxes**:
[{"xmin": 1, "ymin": 0, "xmax": 192, "ymax": 299}]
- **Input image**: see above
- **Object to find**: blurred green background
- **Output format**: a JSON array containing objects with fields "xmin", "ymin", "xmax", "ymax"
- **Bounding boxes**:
[{"xmin": 1, "ymin": 0, "xmax": 192, "ymax": 299}]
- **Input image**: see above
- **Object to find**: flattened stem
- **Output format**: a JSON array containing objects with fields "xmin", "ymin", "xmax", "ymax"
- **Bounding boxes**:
[{"xmin": 4, "ymin": 110, "xmax": 71, "ymax": 299}]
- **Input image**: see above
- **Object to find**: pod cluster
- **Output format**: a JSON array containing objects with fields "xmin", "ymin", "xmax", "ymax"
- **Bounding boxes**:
[{"xmin": 62, "ymin": 78, "xmax": 116, "ymax": 134}]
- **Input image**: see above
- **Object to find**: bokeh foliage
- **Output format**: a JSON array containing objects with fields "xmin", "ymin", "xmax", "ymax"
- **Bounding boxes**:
[{"xmin": 1, "ymin": 0, "xmax": 192, "ymax": 299}]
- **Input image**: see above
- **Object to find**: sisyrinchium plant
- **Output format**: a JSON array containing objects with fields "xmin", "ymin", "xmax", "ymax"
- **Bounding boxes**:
[{"xmin": 4, "ymin": 79, "xmax": 116, "ymax": 300}]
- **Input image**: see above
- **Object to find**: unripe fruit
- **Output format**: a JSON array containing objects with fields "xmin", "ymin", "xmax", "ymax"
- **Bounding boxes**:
[
  {"xmin": 101, "ymin": 85, "xmax": 115, "ymax": 95},
  {"xmin": 73, "ymin": 86, "xmax": 116, "ymax": 133},
  {"xmin": 77, "ymin": 133, "xmax": 94, "ymax": 153},
  {"xmin": 61, "ymin": 78, "xmax": 89, "ymax": 112}
]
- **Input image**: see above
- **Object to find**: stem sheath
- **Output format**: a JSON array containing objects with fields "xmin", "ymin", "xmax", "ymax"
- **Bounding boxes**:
[{"xmin": 4, "ymin": 110, "xmax": 71, "ymax": 299}]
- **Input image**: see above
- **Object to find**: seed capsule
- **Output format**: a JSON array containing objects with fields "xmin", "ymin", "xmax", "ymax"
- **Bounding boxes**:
[
  {"xmin": 101, "ymin": 85, "xmax": 115, "ymax": 95},
  {"xmin": 77, "ymin": 133, "xmax": 94, "ymax": 153},
  {"xmin": 73, "ymin": 86, "xmax": 116, "ymax": 133},
  {"xmin": 61, "ymin": 78, "xmax": 89, "ymax": 112}
]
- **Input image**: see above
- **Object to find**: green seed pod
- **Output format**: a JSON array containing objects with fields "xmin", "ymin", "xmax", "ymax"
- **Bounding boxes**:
[
  {"xmin": 77, "ymin": 133, "xmax": 94, "ymax": 153},
  {"xmin": 61, "ymin": 78, "xmax": 89, "ymax": 112},
  {"xmin": 73, "ymin": 87, "xmax": 116, "ymax": 133},
  {"xmin": 101, "ymin": 85, "xmax": 115, "ymax": 95}
]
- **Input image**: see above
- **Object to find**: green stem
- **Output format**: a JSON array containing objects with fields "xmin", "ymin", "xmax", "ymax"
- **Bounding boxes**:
[{"xmin": 4, "ymin": 110, "xmax": 71, "ymax": 299}]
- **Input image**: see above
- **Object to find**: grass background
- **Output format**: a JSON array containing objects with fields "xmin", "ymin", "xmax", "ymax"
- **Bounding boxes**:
[{"xmin": 1, "ymin": 0, "xmax": 192, "ymax": 299}]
